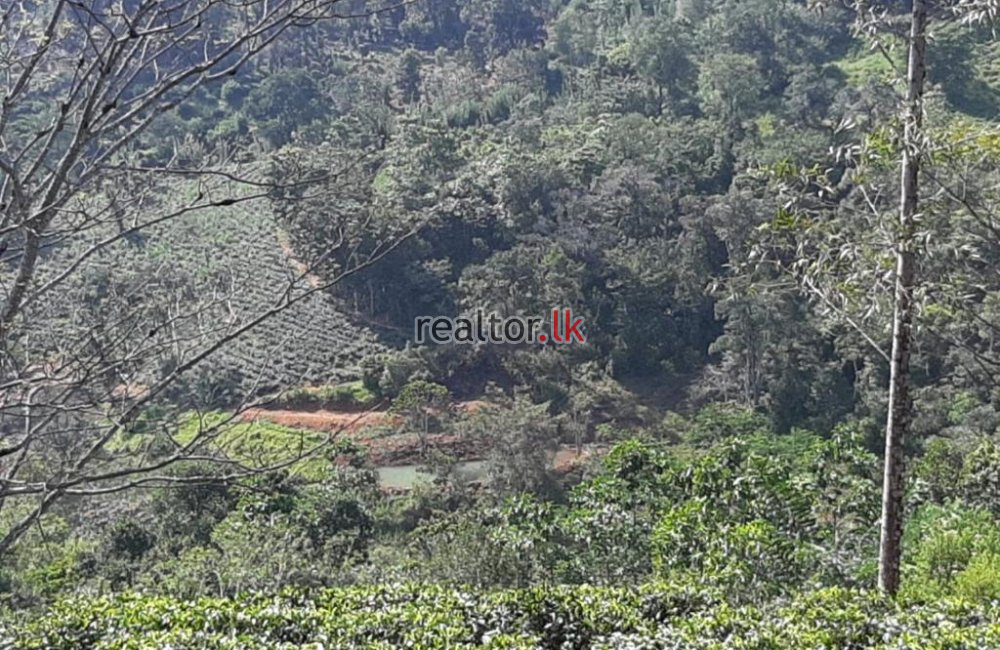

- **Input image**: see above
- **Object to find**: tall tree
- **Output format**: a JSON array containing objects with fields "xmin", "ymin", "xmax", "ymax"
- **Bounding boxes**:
[
  {"xmin": 748, "ymin": 0, "xmax": 1000, "ymax": 596},
  {"xmin": 879, "ymin": 0, "xmax": 927, "ymax": 597}
]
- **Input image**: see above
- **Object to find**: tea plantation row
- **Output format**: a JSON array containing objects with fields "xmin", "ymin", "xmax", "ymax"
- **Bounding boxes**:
[{"xmin": 6, "ymin": 583, "xmax": 999, "ymax": 649}]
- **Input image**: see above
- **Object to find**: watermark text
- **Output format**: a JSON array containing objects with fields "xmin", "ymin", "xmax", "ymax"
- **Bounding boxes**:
[{"xmin": 414, "ymin": 308, "xmax": 585, "ymax": 345}]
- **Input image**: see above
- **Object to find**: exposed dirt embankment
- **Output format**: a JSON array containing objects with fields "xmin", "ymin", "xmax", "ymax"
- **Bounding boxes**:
[
  {"xmin": 239, "ymin": 408, "xmax": 401, "ymax": 434},
  {"xmin": 238, "ymin": 407, "xmax": 482, "ymax": 465},
  {"xmin": 239, "ymin": 401, "xmax": 604, "ymax": 469}
]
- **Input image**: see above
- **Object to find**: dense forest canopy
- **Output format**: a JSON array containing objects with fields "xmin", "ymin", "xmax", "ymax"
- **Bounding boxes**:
[{"xmin": 2, "ymin": 0, "xmax": 1000, "ymax": 646}]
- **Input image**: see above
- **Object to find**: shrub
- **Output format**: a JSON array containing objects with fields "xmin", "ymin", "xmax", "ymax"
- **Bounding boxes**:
[
  {"xmin": 9, "ymin": 584, "xmax": 1000, "ymax": 650},
  {"xmin": 960, "ymin": 440, "xmax": 1000, "ymax": 515},
  {"xmin": 272, "ymin": 381, "xmax": 378, "ymax": 411},
  {"xmin": 687, "ymin": 402, "xmax": 770, "ymax": 446},
  {"xmin": 903, "ymin": 503, "xmax": 1000, "ymax": 601}
]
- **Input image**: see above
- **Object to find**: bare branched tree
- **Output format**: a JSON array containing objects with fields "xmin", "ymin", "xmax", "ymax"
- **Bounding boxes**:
[{"xmin": 0, "ymin": 0, "xmax": 412, "ymax": 555}]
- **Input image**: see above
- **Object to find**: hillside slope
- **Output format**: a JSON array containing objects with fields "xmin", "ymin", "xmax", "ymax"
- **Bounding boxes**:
[{"xmin": 16, "ymin": 177, "xmax": 385, "ymax": 400}]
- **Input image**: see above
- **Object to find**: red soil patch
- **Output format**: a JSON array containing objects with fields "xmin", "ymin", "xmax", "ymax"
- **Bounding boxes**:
[
  {"xmin": 239, "ymin": 408, "xmax": 401, "ymax": 434},
  {"xmin": 240, "ymin": 401, "xmax": 604, "ymax": 470},
  {"xmin": 451, "ymin": 400, "xmax": 495, "ymax": 414},
  {"xmin": 238, "ymin": 406, "xmax": 483, "ymax": 465},
  {"xmin": 551, "ymin": 446, "xmax": 601, "ymax": 473},
  {"xmin": 275, "ymin": 229, "xmax": 324, "ymax": 289},
  {"xmin": 242, "ymin": 400, "xmax": 495, "ymax": 436},
  {"xmin": 112, "ymin": 382, "xmax": 149, "ymax": 400}
]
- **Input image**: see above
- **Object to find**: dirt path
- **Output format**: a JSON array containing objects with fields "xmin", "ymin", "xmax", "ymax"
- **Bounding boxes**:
[
  {"xmin": 240, "ymin": 399, "xmax": 497, "ymax": 435},
  {"xmin": 275, "ymin": 228, "xmax": 324, "ymax": 289},
  {"xmin": 239, "ymin": 408, "xmax": 400, "ymax": 434}
]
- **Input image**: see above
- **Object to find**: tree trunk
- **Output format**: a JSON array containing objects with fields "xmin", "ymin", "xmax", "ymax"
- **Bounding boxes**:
[{"xmin": 879, "ymin": 0, "xmax": 927, "ymax": 597}]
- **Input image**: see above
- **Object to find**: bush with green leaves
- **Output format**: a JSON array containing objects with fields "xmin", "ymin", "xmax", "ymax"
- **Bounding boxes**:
[
  {"xmin": 8, "ymin": 583, "xmax": 1000, "ymax": 650},
  {"xmin": 380, "ymin": 431, "xmax": 881, "ymax": 591},
  {"xmin": 651, "ymin": 503, "xmax": 816, "ymax": 599},
  {"xmin": 107, "ymin": 469, "xmax": 381, "ymax": 599},
  {"xmin": 270, "ymin": 381, "xmax": 379, "ymax": 411},
  {"xmin": 458, "ymin": 395, "xmax": 561, "ymax": 498},
  {"xmin": 960, "ymin": 440, "xmax": 1000, "ymax": 515},
  {"xmin": 0, "ymin": 510, "xmax": 97, "ymax": 609},
  {"xmin": 391, "ymin": 379, "xmax": 451, "ymax": 439},
  {"xmin": 903, "ymin": 503, "xmax": 1000, "ymax": 602}
]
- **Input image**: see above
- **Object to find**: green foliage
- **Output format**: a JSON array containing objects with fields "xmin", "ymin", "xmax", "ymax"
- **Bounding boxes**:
[
  {"xmin": 651, "ymin": 504, "xmax": 815, "ymax": 599},
  {"xmin": 271, "ymin": 381, "xmax": 379, "ymax": 411},
  {"xmin": 396, "ymin": 49, "xmax": 423, "ymax": 103},
  {"xmin": 687, "ymin": 402, "xmax": 771, "ymax": 445},
  {"xmin": 0, "ymin": 512, "xmax": 96, "ymax": 608},
  {"xmin": 391, "ymin": 379, "xmax": 450, "ymax": 434},
  {"xmin": 98, "ymin": 521, "xmax": 157, "ymax": 588},
  {"xmin": 10, "ymin": 584, "xmax": 1000, "ymax": 649},
  {"xmin": 393, "ymin": 430, "xmax": 881, "ymax": 591},
  {"xmin": 11, "ymin": 0, "xmax": 1000, "ymax": 631},
  {"xmin": 242, "ymin": 69, "xmax": 326, "ymax": 146},
  {"xmin": 903, "ymin": 503, "xmax": 1000, "ymax": 602},
  {"xmin": 175, "ymin": 412, "xmax": 332, "ymax": 480},
  {"xmin": 960, "ymin": 440, "xmax": 1000, "ymax": 515},
  {"xmin": 697, "ymin": 52, "xmax": 765, "ymax": 124},
  {"xmin": 459, "ymin": 396, "xmax": 560, "ymax": 498}
]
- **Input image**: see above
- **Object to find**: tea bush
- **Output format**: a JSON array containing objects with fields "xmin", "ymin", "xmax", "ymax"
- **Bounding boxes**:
[{"xmin": 8, "ymin": 584, "xmax": 1000, "ymax": 649}]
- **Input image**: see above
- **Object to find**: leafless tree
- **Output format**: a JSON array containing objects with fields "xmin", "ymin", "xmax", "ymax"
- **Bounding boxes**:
[{"xmin": 0, "ymin": 0, "xmax": 411, "ymax": 555}]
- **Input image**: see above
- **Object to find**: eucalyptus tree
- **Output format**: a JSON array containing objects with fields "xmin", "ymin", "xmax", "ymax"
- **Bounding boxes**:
[
  {"xmin": 879, "ymin": 0, "xmax": 928, "ymax": 597},
  {"xmin": 743, "ymin": 0, "xmax": 1000, "ymax": 595}
]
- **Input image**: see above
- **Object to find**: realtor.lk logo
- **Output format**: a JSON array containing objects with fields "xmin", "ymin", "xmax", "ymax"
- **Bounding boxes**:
[{"xmin": 415, "ymin": 308, "xmax": 586, "ymax": 345}]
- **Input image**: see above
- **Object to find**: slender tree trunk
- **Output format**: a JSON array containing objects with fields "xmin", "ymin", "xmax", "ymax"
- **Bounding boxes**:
[{"xmin": 879, "ymin": 0, "xmax": 927, "ymax": 597}]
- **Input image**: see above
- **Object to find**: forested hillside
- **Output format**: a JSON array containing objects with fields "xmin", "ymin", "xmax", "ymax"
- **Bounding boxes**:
[{"xmin": 2, "ymin": 0, "xmax": 1000, "ymax": 646}]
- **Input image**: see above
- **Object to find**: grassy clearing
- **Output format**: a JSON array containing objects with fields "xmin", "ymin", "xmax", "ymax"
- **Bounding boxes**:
[
  {"xmin": 176, "ymin": 411, "xmax": 333, "ymax": 480},
  {"xmin": 267, "ymin": 380, "xmax": 380, "ymax": 411},
  {"xmin": 834, "ymin": 46, "xmax": 899, "ymax": 86}
]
